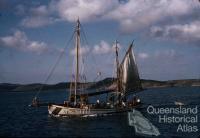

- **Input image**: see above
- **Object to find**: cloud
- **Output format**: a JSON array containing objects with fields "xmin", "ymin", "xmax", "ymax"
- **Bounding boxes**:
[
  {"xmin": 21, "ymin": 16, "xmax": 56, "ymax": 28},
  {"xmin": 51, "ymin": 0, "xmax": 199, "ymax": 32},
  {"xmin": 150, "ymin": 21, "xmax": 200, "ymax": 45},
  {"xmin": 154, "ymin": 49, "xmax": 176, "ymax": 58},
  {"xmin": 70, "ymin": 46, "xmax": 90, "ymax": 55},
  {"xmin": 107, "ymin": 0, "xmax": 198, "ymax": 33},
  {"xmin": 17, "ymin": 0, "xmax": 116, "ymax": 27},
  {"xmin": 19, "ymin": 4, "xmax": 60, "ymax": 28},
  {"xmin": 0, "ymin": 34, "xmax": 119, "ymax": 56},
  {"xmin": 17, "ymin": 0, "xmax": 200, "ymax": 33},
  {"xmin": 137, "ymin": 50, "xmax": 178, "ymax": 62},
  {"xmin": 52, "ymin": 0, "xmax": 118, "ymax": 22},
  {"xmin": 138, "ymin": 52, "xmax": 149, "ymax": 59},
  {"xmin": 0, "ymin": 30, "xmax": 49, "ymax": 54},
  {"xmin": 70, "ymin": 40, "xmax": 118, "ymax": 55},
  {"xmin": 93, "ymin": 40, "xmax": 112, "ymax": 54},
  {"xmin": 30, "ymin": 5, "xmax": 49, "ymax": 16}
]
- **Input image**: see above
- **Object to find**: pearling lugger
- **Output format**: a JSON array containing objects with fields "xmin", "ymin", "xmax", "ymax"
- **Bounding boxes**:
[{"xmin": 31, "ymin": 19, "xmax": 143, "ymax": 117}]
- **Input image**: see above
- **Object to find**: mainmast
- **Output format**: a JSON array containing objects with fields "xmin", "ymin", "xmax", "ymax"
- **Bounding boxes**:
[{"xmin": 74, "ymin": 19, "xmax": 80, "ymax": 105}]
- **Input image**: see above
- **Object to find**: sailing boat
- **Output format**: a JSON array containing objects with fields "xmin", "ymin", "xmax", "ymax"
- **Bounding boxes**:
[{"xmin": 46, "ymin": 19, "xmax": 143, "ymax": 117}]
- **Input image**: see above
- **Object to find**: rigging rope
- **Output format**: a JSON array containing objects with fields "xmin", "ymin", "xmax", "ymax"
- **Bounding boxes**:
[
  {"xmin": 80, "ymin": 23, "xmax": 114, "ymax": 103},
  {"xmin": 80, "ymin": 23, "xmax": 111, "ymax": 89},
  {"xmin": 33, "ymin": 30, "xmax": 76, "ymax": 100}
]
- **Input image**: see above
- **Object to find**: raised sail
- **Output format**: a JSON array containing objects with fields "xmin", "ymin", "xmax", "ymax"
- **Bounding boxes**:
[{"xmin": 119, "ymin": 42, "xmax": 142, "ymax": 95}]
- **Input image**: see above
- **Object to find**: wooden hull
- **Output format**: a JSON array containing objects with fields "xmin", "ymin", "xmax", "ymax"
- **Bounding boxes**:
[{"xmin": 48, "ymin": 104, "xmax": 131, "ymax": 117}]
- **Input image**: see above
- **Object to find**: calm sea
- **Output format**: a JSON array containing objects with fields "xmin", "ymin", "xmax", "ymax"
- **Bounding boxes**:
[{"xmin": 0, "ymin": 87, "xmax": 199, "ymax": 138}]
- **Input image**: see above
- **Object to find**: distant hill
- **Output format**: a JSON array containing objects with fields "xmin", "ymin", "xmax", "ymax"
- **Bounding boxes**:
[
  {"xmin": 141, "ymin": 79, "xmax": 200, "ymax": 88},
  {"xmin": 0, "ymin": 78, "xmax": 199, "ymax": 92}
]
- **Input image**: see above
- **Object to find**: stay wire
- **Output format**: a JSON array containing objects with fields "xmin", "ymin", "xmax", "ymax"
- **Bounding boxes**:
[
  {"xmin": 80, "ymin": 23, "xmax": 113, "ymax": 85},
  {"xmin": 80, "ymin": 23, "xmax": 108, "ymax": 90},
  {"xmin": 34, "ymin": 30, "xmax": 76, "ymax": 99}
]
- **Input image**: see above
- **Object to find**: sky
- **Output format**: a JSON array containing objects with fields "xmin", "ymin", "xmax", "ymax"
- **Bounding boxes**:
[{"xmin": 0, "ymin": 0, "xmax": 200, "ymax": 84}]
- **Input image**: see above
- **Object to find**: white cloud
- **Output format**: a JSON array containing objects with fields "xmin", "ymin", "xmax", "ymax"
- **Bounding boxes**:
[
  {"xmin": 30, "ymin": 5, "xmax": 49, "ymax": 16},
  {"xmin": 138, "ymin": 53, "xmax": 149, "ymax": 59},
  {"xmin": 93, "ymin": 40, "xmax": 112, "ymax": 54},
  {"xmin": 19, "ymin": 0, "xmax": 115, "ymax": 27},
  {"xmin": 70, "ymin": 46, "xmax": 90, "ymax": 55},
  {"xmin": 50, "ymin": 0, "xmax": 198, "ymax": 32},
  {"xmin": 106, "ymin": 0, "xmax": 196, "ymax": 33},
  {"xmin": 27, "ymin": 41, "xmax": 48, "ymax": 54},
  {"xmin": 137, "ymin": 50, "xmax": 177, "ymax": 61},
  {"xmin": 150, "ymin": 21, "xmax": 200, "ymax": 45},
  {"xmin": 0, "ymin": 31, "xmax": 117, "ymax": 55},
  {"xmin": 154, "ymin": 49, "xmax": 176, "ymax": 58},
  {"xmin": 18, "ymin": 0, "xmax": 200, "ymax": 33},
  {"xmin": 0, "ymin": 30, "xmax": 49, "ymax": 54},
  {"xmin": 53, "ymin": 0, "xmax": 118, "ymax": 22},
  {"xmin": 19, "ymin": 4, "xmax": 60, "ymax": 28},
  {"xmin": 70, "ymin": 40, "xmax": 116, "ymax": 55}
]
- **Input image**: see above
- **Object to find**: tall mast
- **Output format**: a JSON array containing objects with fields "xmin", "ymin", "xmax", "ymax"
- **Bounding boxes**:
[
  {"xmin": 115, "ymin": 40, "xmax": 120, "ymax": 93},
  {"xmin": 74, "ymin": 19, "xmax": 80, "ymax": 105}
]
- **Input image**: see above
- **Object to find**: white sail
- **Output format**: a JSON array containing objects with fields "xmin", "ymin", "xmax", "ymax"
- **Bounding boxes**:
[{"xmin": 120, "ymin": 43, "xmax": 142, "ymax": 95}]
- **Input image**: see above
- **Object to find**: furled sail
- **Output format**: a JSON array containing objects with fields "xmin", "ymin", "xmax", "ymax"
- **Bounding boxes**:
[{"xmin": 119, "ymin": 43, "xmax": 142, "ymax": 95}]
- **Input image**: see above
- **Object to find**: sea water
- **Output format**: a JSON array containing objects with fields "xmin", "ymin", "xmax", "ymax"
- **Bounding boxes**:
[{"xmin": 0, "ymin": 87, "xmax": 199, "ymax": 138}]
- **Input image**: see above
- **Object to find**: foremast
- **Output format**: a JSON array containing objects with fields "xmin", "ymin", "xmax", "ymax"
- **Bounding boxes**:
[{"xmin": 115, "ymin": 40, "xmax": 120, "ymax": 93}]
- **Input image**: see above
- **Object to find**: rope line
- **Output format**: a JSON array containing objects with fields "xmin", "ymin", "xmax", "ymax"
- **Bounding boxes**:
[
  {"xmin": 33, "ymin": 30, "xmax": 76, "ymax": 99},
  {"xmin": 80, "ymin": 23, "xmax": 114, "ymax": 90}
]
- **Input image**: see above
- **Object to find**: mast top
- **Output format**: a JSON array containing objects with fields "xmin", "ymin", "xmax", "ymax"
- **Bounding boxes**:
[
  {"xmin": 115, "ymin": 40, "xmax": 119, "ymax": 52},
  {"xmin": 76, "ymin": 18, "xmax": 80, "ymax": 33},
  {"xmin": 77, "ymin": 18, "xmax": 80, "ymax": 26}
]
